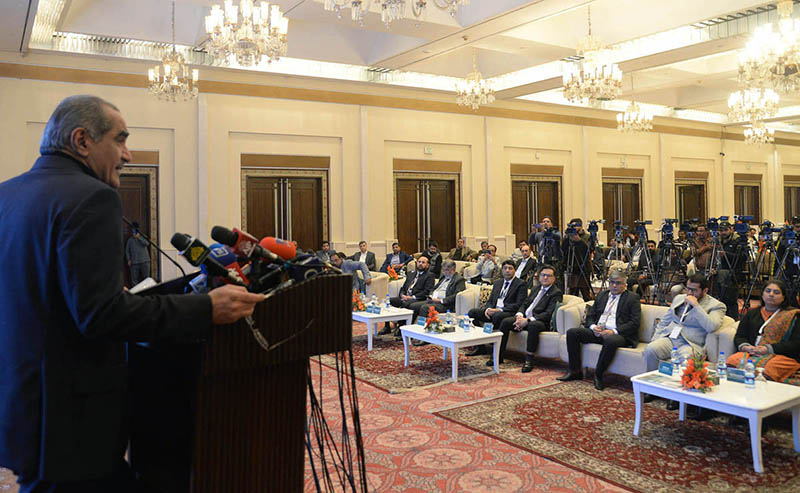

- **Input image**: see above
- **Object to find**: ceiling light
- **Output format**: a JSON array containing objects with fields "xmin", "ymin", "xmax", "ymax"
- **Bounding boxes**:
[
  {"xmin": 744, "ymin": 120, "xmax": 775, "ymax": 146},
  {"xmin": 323, "ymin": 0, "xmax": 469, "ymax": 28},
  {"xmin": 738, "ymin": 0, "xmax": 800, "ymax": 93},
  {"xmin": 148, "ymin": 1, "xmax": 198, "ymax": 102},
  {"xmin": 456, "ymin": 55, "xmax": 495, "ymax": 110},
  {"xmin": 617, "ymin": 76, "xmax": 652, "ymax": 133},
  {"xmin": 205, "ymin": 0, "xmax": 288, "ymax": 67},
  {"xmin": 727, "ymin": 88, "xmax": 779, "ymax": 122},
  {"xmin": 562, "ymin": 6, "xmax": 622, "ymax": 104}
]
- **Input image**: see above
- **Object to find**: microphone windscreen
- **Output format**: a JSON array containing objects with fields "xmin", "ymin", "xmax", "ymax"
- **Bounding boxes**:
[
  {"xmin": 259, "ymin": 237, "xmax": 297, "ymax": 261},
  {"xmin": 170, "ymin": 232, "xmax": 192, "ymax": 251},
  {"xmin": 210, "ymin": 226, "xmax": 238, "ymax": 247},
  {"xmin": 201, "ymin": 243, "xmax": 237, "ymax": 275}
]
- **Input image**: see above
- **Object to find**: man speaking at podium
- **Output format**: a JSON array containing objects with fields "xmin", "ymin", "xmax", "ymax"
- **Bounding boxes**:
[{"xmin": 0, "ymin": 95, "xmax": 264, "ymax": 492}]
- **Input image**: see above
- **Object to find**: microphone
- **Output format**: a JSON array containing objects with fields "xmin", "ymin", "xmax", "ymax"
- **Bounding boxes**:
[
  {"xmin": 211, "ymin": 226, "xmax": 280, "ymax": 263},
  {"xmin": 205, "ymin": 243, "xmax": 251, "ymax": 286},
  {"xmin": 170, "ymin": 233, "xmax": 246, "ymax": 287},
  {"xmin": 259, "ymin": 236, "xmax": 297, "ymax": 261}
]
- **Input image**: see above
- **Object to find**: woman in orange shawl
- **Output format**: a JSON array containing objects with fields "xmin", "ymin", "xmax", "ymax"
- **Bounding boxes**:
[{"xmin": 727, "ymin": 279, "xmax": 800, "ymax": 382}]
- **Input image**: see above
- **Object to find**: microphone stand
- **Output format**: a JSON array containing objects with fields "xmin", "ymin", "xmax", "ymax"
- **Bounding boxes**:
[{"xmin": 122, "ymin": 216, "xmax": 186, "ymax": 279}]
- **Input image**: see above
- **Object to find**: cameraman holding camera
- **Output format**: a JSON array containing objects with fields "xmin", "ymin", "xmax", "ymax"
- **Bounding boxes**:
[{"xmin": 530, "ymin": 216, "xmax": 562, "ymax": 265}]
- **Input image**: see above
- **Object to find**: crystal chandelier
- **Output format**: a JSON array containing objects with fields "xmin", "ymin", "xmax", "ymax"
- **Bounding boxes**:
[
  {"xmin": 744, "ymin": 121, "xmax": 775, "ymax": 146},
  {"xmin": 456, "ymin": 55, "xmax": 495, "ymax": 110},
  {"xmin": 148, "ymin": 1, "xmax": 198, "ymax": 102},
  {"xmin": 205, "ymin": 0, "xmax": 289, "ymax": 67},
  {"xmin": 562, "ymin": 6, "xmax": 622, "ymax": 103},
  {"xmin": 738, "ymin": 0, "xmax": 800, "ymax": 93},
  {"xmin": 617, "ymin": 76, "xmax": 652, "ymax": 133},
  {"xmin": 323, "ymin": 0, "xmax": 469, "ymax": 28},
  {"xmin": 727, "ymin": 88, "xmax": 779, "ymax": 122}
]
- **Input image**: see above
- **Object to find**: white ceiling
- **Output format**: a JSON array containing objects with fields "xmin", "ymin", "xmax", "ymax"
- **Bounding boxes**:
[{"xmin": 3, "ymin": 0, "xmax": 798, "ymax": 125}]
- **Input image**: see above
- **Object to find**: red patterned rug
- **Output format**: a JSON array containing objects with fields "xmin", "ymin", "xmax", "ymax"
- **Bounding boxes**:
[
  {"xmin": 317, "ymin": 330, "xmax": 529, "ymax": 393},
  {"xmin": 435, "ymin": 379, "xmax": 800, "ymax": 492}
]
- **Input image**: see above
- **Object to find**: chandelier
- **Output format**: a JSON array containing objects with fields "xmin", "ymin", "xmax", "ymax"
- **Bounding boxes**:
[
  {"xmin": 562, "ymin": 6, "xmax": 622, "ymax": 103},
  {"xmin": 323, "ymin": 0, "xmax": 469, "ymax": 28},
  {"xmin": 205, "ymin": 0, "xmax": 289, "ymax": 67},
  {"xmin": 617, "ymin": 75, "xmax": 652, "ymax": 133},
  {"xmin": 456, "ymin": 55, "xmax": 495, "ymax": 110},
  {"xmin": 727, "ymin": 88, "xmax": 779, "ymax": 122},
  {"xmin": 744, "ymin": 121, "xmax": 775, "ymax": 146},
  {"xmin": 738, "ymin": 0, "xmax": 800, "ymax": 93},
  {"xmin": 148, "ymin": 0, "xmax": 198, "ymax": 102}
]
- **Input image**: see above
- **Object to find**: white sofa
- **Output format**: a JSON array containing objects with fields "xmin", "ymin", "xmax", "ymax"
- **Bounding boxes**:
[
  {"xmin": 358, "ymin": 271, "xmax": 389, "ymax": 300},
  {"xmin": 556, "ymin": 301, "xmax": 736, "ymax": 377}
]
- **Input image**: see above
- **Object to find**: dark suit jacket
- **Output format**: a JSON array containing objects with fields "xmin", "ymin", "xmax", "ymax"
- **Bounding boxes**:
[
  {"xmin": 514, "ymin": 256, "xmax": 537, "ymax": 284},
  {"xmin": 0, "ymin": 153, "xmax": 212, "ymax": 482},
  {"xmin": 486, "ymin": 277, "xmax": 527, "ymax": 313},
  {"xmin": 399, "ymin": 270, "xmax": 435, "ymax": 300},
  {"xmin": 583, "ymin": 290, "xmax": 642, "ymax": 347},
  {"xmin": 349, "ymin": 251, "xmax": 377, "ymax": 271},
  {"xmin": 379, "ymin": 251, "xmax": 413, "ymax": 273},
  {"xmin": 734, "ymin": 308, "xmax": 800, "ymax": 359},
  {"xmin": 518, "ymin": 284, "xmax": 563, "ymax": 326},
  {"xmin": 421, "ymin": 251, "xmax": 443, "ymax": 278},
  {"xmin": 429, "ymin": 274, "xmax": 467, "ymax": 310}
]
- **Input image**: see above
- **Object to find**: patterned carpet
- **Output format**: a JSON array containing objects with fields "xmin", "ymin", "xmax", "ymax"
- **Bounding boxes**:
[{"xmin": 436, "ymin": 378, "xmax": 800, "ymax": 492}]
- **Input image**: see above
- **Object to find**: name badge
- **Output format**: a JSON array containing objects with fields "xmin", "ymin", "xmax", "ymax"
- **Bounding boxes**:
[
  {"xmin": 483, "ymin": 323, "xmax": 494, "ymax": 334},
  {"xmin": 727, "ymin": 368, "xmax": 746, "ymax": 383},
  {"xmin": 367, "ymin": 305, "xmax": 379, "ymax": 314},
  {"xmin": 416, "ymin": 316, "xmax": 427, "ymax": 326},
  {"xmin": 668, "ymin": 324, "xmax": 683, "ymax": 340},
  {"xmin": 658, "ymin": 361, "xmax": 674, "ymax": 376}
]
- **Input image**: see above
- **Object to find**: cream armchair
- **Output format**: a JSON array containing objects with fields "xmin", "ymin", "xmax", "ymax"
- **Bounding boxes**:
[{"xmin": 359, "ymin": 271, "xmax": 389, "ymax": 300}]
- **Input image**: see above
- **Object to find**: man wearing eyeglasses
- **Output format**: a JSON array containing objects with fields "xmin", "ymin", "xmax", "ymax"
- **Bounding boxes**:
[{"xmin": 558, "ymin": 269, "xmax": 642, "ymax": 390}]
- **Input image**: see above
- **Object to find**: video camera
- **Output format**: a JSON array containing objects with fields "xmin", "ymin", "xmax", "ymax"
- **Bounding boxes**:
[
  {"xmin": 633, "ymin": 220, "xmax": 652, "ymax": 236},
  {"xmin": 732, "ymin": 215, "xmax": 754, "ymax": 235},
  {"xmin": 661, "ymin": 218, "xmax": 677, "ymax": 236},
  {"xmin": 586, "ymin": 219, "xmax": 605, "ymax": 234},
  {"xmin": 707, "ymin": 217, "xmax": 722, "ymax": 233}
]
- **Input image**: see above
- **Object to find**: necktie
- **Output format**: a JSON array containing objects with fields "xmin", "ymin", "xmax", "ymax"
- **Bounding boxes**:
[
  {"xmin": 499, "ymin": 280, "xmax": 510, "ymax": 300},
  {"xmin": 407, "ymin": 273, "xmax": 418, "ymax": 293},
  {"xmin": 526, "ymin": 287, "xmax": 548, "ymax": 318}
]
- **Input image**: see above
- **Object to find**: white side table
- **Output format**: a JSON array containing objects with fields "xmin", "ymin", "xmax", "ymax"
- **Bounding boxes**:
[{"xmin": 351, "ymin": 307, "xmax": 414, "ymax": 351}]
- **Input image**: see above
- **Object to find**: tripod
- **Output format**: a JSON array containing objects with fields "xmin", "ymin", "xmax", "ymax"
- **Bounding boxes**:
[
  {"xmin": 625, "ymin": 229, "xmax": 657, "ymax": 301},
  {"xmin": 563, "ymin": 237, "xmax": 594, "ymax": 300},
  {"xmin": 742, "ymin": 229, "xmax": 790, "ymax": 311},
  {"xmin": 651, "ymin": 235, "xmax": 687, "ymax": 305},
  {"xmin": 600, "ymin": 224, "xmax": 628, "ymax": 292}
]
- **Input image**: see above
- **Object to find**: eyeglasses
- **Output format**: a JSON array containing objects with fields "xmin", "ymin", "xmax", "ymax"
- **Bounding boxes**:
[
  {"xmin": 608, "ymin": 280, "xmax": 625, "ymax": 286},
  {"xmin": 539, "ymin": 273, "xmax": 554, "ymax": 278}
]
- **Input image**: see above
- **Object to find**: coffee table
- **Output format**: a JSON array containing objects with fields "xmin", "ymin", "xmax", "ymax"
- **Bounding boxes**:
[
  {"xmin": 351, "ymin": 307, "xmax": 414, "ymax": 351},
  {"xmin": 631, "ymin": 370, "xmax": 800, "ymax": 473},
  {"xmin": 399, "ymin": 324, "xmax": 503, "ymax": 382}
]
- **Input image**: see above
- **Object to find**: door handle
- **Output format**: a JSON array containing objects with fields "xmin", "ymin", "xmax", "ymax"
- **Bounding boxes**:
[
  {"xmin": 286, "ymin": 181, "xmax": 293, "ymax": 241},
  {"xmin": 273, "ymin": 181, "xmax": 280, "ymax": 238}
]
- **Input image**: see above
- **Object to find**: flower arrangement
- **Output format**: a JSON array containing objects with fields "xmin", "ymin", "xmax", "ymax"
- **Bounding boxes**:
[
  {"xmin": 681, "ymin": 350, "xmax": 714, "ymax": 392},
  {"xmin": 387, "ymin": 264, "xmax": 400, "ymax": 281},
  {"xmin": 352, "ymin": 289, "xmax": 365, "ymax": 312},
  {"xmin": 424, "ymin": 308, "xmax": 443, "ymax": 333}
]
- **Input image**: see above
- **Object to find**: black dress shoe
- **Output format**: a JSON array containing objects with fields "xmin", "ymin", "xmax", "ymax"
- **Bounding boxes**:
[
  {"xmin": 643, "ymin": 394, "xmax": 658, "ymax": 403},
  {"xmin": 521, "ymin": 360, "xmax": 534, "ymax": 373},
  {"xmin": 687, "ymin": 406, "xmax": 713, "ymax": 421},
  {"xmin": 377, "ymin": 324, "xmax": 392, "ymax": 335},
  {"xmin": 666, "ymin": 400, "xmax": 679, "ymax": 411},
  {"xmin": 593, "ymin": 375, "xmax": 605, "ymax": 391},
  {"xmin": 485, "ymin": 358, "xmax": 502, "ymax": 366},
  {"xmin": 465, "ymin": 346, "xmax": 487, "ymax": 356},
  {"xmin": 556, "ymin": 372, "xmax": 582, "ymax": 382}
]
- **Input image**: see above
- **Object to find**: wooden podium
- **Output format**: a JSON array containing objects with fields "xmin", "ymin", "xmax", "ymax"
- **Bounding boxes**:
[{"xmin": 129, "ymin": 274, "xmax": 353, "ymax": 492}]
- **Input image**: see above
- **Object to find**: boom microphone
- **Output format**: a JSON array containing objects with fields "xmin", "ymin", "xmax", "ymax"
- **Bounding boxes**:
[
  {"xmin": 211, "ymin": 226, "xmax": 280, "ymax": 263},
  {"xmin": 170, "ymin": 233, "xmax": 246, "ymax": 286},
  {"xmin": 258, "ymin": 236, "xmax": 297, "ymax": 261}
]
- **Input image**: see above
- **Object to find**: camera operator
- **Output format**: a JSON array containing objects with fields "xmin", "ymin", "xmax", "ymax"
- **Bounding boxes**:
[
  {"xmin": 690, "ymin": 224, "xmax": 713, "ymax": 274},
  {"xmin": 713, "ymin": 221, "xmax": 748, "ymax": 320},
  {"xmin": 531, "ymin": 216, "xmax": 562, "ymax": 265},
  {"xmin": 628, "ymin": 240, "xmax": 657, "ymax": 297},
  {"xmin": 562, "ymin": 225, "xmax": 592, "ymax": 300},
  {"xmin": 776, "ymin": 218, "xmax": 800, "ymax": 307}
]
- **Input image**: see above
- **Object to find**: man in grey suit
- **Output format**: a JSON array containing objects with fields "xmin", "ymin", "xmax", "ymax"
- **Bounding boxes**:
[
  {"xmin": 644, "ymin": 273, "xmax": 725, "ymax": 371},
  {"xmin": 349, "ymin": 241, "xmax": 377, "ymax": 271},
  {"xmin": 330, "ymin": 253, "xmax": 371, "ymax": 293},
  {"xmin": 418, "ymin": 259, "xmax": 467, "ymax": 317}
]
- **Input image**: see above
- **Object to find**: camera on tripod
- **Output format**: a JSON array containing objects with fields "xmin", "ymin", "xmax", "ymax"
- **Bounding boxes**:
[
  {"xmin": 732, "ymin": 215, "xmax": 754, "ymax": 235},
  {"xmin": 661, "ymin": 218, "xmax": 677, "ymax": 237},
  {"xmin": 586, "ymin": 219, "xmax": 604, "ymax": 234},
  {"xmin": 633, "ymin": 220, "xmax": 652, "ymax": 235},
  {"xmin": 707, "ymin": 217, "xmax": 723, "ymax": 233},
  {"xmin": 564, "ymin": 223, "xmax": 579, "ymax": 236}
]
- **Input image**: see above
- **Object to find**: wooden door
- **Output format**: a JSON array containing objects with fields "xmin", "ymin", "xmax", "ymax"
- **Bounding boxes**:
[
  {"xmin": 427, "ymin": 180, "xmax": 456, "ymax": 251},
  {"xmin": 734, "ymin": 184, "xmax": 761, "ymax": 224},
  {"xmin": 396, "ymin": 179, "xmax": 422, "ymax": 253},
  {"xmin": 602, "ymin": 181, "xmax": 641, "ymax": 243},
  {"xmin": 119, "ymin": 173, "xmax": 152, "ymax": 286},
  {"xmin": 676, "ymin": 183, "xmax": 706, "ymax": 223},
  {"xmin": 511, "ymin": 180, "xmax": 560, "ymax": 245},
  {"xmin": 245, "ymin": 176, "xmax": 280, "ymax": 241},
  {"xmin": 287, "ymin": 177, "xmax": 322, "ymax": 252},
  {"xmin": 785, "ymin": 186, "xmax": 800, "ymax": 222}
]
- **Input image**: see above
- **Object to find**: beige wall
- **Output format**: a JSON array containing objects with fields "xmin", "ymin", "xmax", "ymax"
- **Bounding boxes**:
[{"xmin": 0, "ymin": 68, "xmax": 794, "ymax": 277}]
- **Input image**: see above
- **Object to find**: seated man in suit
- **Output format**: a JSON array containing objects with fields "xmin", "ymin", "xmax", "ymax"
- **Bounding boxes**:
[
  {"xmin": 420, "ymin": 240, "xmax": 443, "ymax": 278},
  {"xmin": 330, "ymin": 252, "xmax": 371, "ymax": 293},
  {"xmin": 558, "ymin": 269, "xmax": 642, "ymax": 390},
  {"xmin": 514, "ymin": 243, "xmax": 537, "ymax": 286},
  {"xmin": 465, "ymin": 260, "xmax": 527, "ymax": 356},
  {"xmin": 447, "ymin": 237, "xmax": 476, "ymax": 262},
  {"xmin": 418, "ymin": 259, "xmax": 466, "ymax": 317},
  {"xmin": 472, "ymin": 244, "xmax": 500, "ymax": 283},
  {"xmin": 494, "ymin": 264, "xmax": 562, "ymax": 370},
  {"xmin": 349, "ymin": 240, "xmax": 377, "ymax": 271},
  {"xmin": 379, "ymin": 242, "xmax": 413, "ymax": 273},
  {"xmin": 316, "ymin": 240, "xmax": 337, "ymax": 263},
  {"xmin": 627, "ymin": 240, "xmax": 657, "ymax": 296},
  {"xmin": 378, "ymin": 255, "xmax": 435, "ymax": 337}
]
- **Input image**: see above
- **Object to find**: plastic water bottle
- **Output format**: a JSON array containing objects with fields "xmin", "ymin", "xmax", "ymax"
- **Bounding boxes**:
[
  {"xmin": 371, "ymin": 294, "xmax": 377, "ymax": 308},
  {"xmin": 384, "ymin": 293, "xmax": 391, "ymax": 309},
  {"xmin": 670, "ymin": 346, "xmax": 681, "ymax": 374},
  {"xmin": 717, "ymin": 351, "xmax": 727, "ymax": 381},
  {"xmin": 744, "ymin": 359, "xmax": 756, "ymax": 389},
  {"xmin": 446, "ymin": 309, "xmax": 452, "ymax": 325}
]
